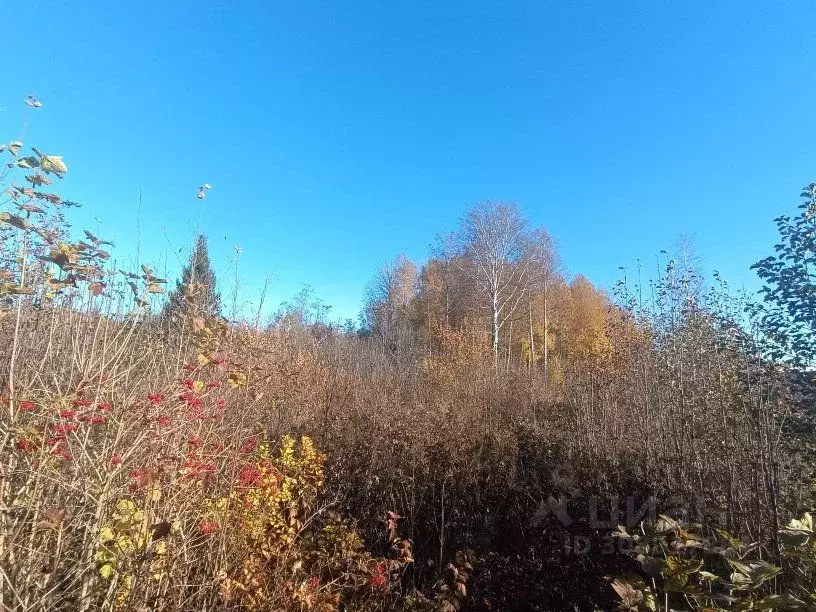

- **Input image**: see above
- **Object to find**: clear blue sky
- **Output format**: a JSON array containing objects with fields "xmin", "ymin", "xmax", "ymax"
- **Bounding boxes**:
[{"xmin": 3, "ymin": 1, "xmax": 814, "ymax": 321}]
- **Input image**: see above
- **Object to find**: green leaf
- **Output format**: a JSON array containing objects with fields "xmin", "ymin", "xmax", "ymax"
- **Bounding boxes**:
[
  {"xmin": 697, "ymin": 570, "xmax": 723, "ymax": 583},
  {"xmin": 778, "ymin": 528, "xmax": 811, "ymax": 547},
  {"xmin": 727, "ymin": 559, "xmax": 781, "ymax": 588},
  {"xmin": 716, "ymin": 528, "xmax": 744, "ymax": 550},
  {"xmin": 665, "ymin": 556, "xmax": 703, "ymax": 576}
]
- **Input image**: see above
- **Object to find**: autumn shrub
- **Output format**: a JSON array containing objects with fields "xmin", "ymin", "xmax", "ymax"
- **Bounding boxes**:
[
  {"xmin": 609, "ymin": 513, "xmax": 816, "ymax": 610},
  {"xmin": 0, "ymin": 119, "xmax": 425, "ymax": 611},
  {"xmin": 2, "ymin": 323, "xmax": 419, "ymax": 610}
]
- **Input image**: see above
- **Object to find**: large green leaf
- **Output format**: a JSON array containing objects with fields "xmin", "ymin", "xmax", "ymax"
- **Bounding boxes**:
[
  {"xmin": 778, "ymin": 529, "xmax": 811, "ymax": 547},
  {"xmin": 728, "ymin": 559, "xmax": 781, "ymax": 588}
]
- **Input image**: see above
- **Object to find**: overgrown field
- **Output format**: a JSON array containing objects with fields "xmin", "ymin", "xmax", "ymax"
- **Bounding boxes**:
[{"xmin": 1, "ymin": 114, "xmax": 815, "ymax": 611}]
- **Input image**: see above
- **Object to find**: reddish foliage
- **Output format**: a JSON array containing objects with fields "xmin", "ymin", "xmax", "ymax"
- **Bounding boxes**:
[
  {"xmin": 238, "ymin": 464, "xmax": 261, "ymax": 487},
  {"xmin": 16, "ymin": 439, "xmax": 36, "ymax": 452},
  {"xmin": 51, "ymin": 444, "xmax": 72, "ymax": 459},
  {"xmin": 239, "ymin": 438, "xmax": 259, "ymax": 454},
  {"xmin": 130, "ymin": 468, "xmax": 154, "ymax": 489},
  {"xmin": 198, "ymin": 520, "xmax": 219, "ymax": 535},
  {"xmin": 370, "ymin": 563, "xmax": 387, "ymax": 589},
  {"xmin": 180, "ymin": 391, "xmax": 201, "ymax": 408},
  {"xmin": 182, "ymin": 460, "xmax": 218, "ymax": 480}
]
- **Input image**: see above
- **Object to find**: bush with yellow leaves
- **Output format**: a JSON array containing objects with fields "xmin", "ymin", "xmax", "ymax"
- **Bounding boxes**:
[{"xmin": 203, "ymin": 435, "xmax": 416, "ymax": 610}]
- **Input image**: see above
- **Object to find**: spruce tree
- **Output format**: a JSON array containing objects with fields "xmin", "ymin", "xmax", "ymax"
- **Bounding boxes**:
[{"xmin": 165, "ymin": 234, "xmax": 221, "ymax": 318}]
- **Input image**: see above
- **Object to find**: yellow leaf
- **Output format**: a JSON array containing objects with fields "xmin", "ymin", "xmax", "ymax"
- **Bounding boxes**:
[
  {"xmin": 100, "ymin": 526, "xmax": 115, "ymax": 543},
  {"xmin": 100, "ymin": 563, "xmax": 115, "ymax": 579},
  {"xmin": 147, "ymin": 484, "xmax": 162, "ymax": 502},
  {"xmin": 38, "ymin": 153, "xmax": 68, "ymax": 175},
  {"xmin": 116, "ymin": 535, "xmax": 136, "ymax": 554},
  {"xmin": 228, "ymin": 371, "xmax": 247, "ymax": 387}
]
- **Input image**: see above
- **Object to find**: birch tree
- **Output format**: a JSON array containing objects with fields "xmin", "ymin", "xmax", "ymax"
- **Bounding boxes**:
[{"xmin": 448, "ymin": 201, "xmax": 550, "ymax": 365}]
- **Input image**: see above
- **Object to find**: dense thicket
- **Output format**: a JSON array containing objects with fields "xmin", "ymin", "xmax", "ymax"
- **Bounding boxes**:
[{"xmin": 1, "ymin": 126, "xmax": 814, "ymax": 610}]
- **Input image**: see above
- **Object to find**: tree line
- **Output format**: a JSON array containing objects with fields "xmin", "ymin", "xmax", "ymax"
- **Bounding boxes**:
[{"xmin": 362, "ymin": 200, "xmax": 613, "ymax": 379}]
